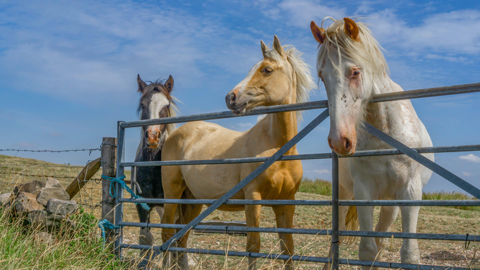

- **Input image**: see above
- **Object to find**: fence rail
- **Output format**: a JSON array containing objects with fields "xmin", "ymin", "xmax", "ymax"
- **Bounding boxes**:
[{"xmin": 114, "ymin": 82, "xmax": 480, "ymax": 269}]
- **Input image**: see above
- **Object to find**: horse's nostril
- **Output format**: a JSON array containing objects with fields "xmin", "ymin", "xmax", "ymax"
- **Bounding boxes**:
[
  {"xmin": 230, "ymin": 93, "xmax": 236, "ymax": 103},
  {"xmin": 345, "ymin": 139, "xmax": 351, "ymax": 151},
  {"xmin": 328, "ymin": 138, "xmax": 334, "ymax": 150}
]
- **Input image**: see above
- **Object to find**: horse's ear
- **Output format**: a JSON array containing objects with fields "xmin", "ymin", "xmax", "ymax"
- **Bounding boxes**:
[
  {"xmin": 165, "ymin": 75, "xmax": 174, "ymax": 93},
  {"xmin": 260, "ymin": 40, "xmax": 269, "ymax": 58},
  {"xmin": 273, "ymin": 35, "xmax": 286, "ymax": 57},
  {"xmin": 310, "ymin": 21, "xmax": 325, "ymax": 44},
  {"xmin": 344, "ymin": 17, "xmax": 360, "ymax": 42},
  {"xmin": 137, "ymin": 74, "xmax": 147, "ymax": 93}
]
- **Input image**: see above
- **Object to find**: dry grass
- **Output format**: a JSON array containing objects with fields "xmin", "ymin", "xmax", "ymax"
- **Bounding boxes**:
[{"xmin": 1, "ymin": 154, "xmax": 480, "ymax": 269}]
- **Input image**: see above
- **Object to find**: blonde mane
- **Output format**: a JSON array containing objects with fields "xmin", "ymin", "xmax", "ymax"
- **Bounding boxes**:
[
  {"xmin": 283, "ymin": 45, "xmax": 316, "ymax": 121},
  {"xmin": 317, "ymin": 17, "xmax": 389, "ymax": 82}
]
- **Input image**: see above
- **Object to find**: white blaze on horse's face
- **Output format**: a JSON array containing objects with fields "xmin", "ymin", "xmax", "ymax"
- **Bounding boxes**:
[
  {"xmin": 137, "ymin": 74, "xmax": 174, "ymax": 149},
  {"xmin": 145, "ymin": 93, "xmax": 170, "ymax": 147},
  {"xmin": 311, "ymin": 19, "xmax": 374, "ymax": 156},
  {"xmin": 226, "ymin": 36, "xmax": 295, "ymax": 114}
]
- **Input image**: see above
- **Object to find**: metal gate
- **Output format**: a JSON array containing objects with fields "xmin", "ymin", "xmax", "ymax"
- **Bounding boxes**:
[{"xmin": 114, "ymin": 82, "xmax": 480, "ymax": 269}]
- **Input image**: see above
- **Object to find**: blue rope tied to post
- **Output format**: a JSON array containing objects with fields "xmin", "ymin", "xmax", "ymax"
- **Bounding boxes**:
[
  {"xmin": 98, "ymin": 219, "xmax": 120, "ymax": 249},
  {"xmin": 101, "ymin": 175, "xmax": 150, "ymax": 211}
]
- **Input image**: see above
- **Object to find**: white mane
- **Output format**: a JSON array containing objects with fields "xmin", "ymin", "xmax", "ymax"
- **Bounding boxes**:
[{"xmin": 317, "ymin": 17, "xmax": 389, "ymax": 83}]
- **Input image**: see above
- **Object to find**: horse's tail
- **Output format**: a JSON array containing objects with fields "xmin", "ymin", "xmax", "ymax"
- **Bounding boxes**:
[{"xmin": 343, "ymin": 202, "xmax": 359, "ymax": 244}]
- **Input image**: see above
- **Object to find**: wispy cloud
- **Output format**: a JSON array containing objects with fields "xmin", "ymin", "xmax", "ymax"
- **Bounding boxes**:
[
  {"xmin": 365, "ymin": 9, "xmax": 480, "ymax": 56},
  {"xmin": 459, "ymin": 154, "xmax": 480, "ymax": 163},
  {"xmin": 462, "ymin": 171, "xmax": 475, "ymax": 177},
  {"xmin": 12, "ymin": 142, "xmax": 38, "ymax": 149},
  {"xmin": 309, "ymin": 169, "xmax": 330, "ymax": 174},
  {"xmin": 0, "ymin": 0, "xmax": 260, "ymax": 104},
  {"xmin": 49, "ymin": 132, "xmax": 65, "ymax": 138}
]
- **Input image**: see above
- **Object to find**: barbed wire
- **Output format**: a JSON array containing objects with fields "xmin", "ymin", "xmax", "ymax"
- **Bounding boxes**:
[
  {"xmin": 0, "ymin": 148, "xmax": 101, "ymax": 154},
  {"xmin": 0, "ymin": 142, "xmax": 119, "ymax": 209},
  {"xmin": 0, "ymin": 142, "xmax": 117, "ymax": 155}
]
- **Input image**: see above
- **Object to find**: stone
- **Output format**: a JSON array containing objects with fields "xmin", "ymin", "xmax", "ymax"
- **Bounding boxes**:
[
  {"xmin": 0, "ymin": 193, "xmax": 13, "ymax": 206},
  {"xmin": 28, "ymin": 210, "xmax": 65, "ymax": 227},
  {"xmin": 13, "ymin": 192, "xmax": 44, "ymax": 214},
  {"xmin": 34, "ymin": 232, "xmax": 53, "ymax": 245},
  {"xmin": 13, "ymin": 180, "xmax": 45, "ymax": 195},
  {"xmin": 46, "ymin": 198, "xmax": 77, "ymax": 216},
  {"xmin": 45, "ymin": 178, "xmax": 62, "ymax": 188},
  {"xmin": 36, "ymin": 187, "xmax": 70, "ymax": 206}
]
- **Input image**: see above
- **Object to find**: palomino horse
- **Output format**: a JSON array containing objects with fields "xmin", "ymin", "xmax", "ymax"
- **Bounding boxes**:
[
  {"xmin": 161, "ymin": 36, "xmax": 315, "ymax": 270},
  {"xmin": 133, "ymin": 75, "xmax": 179, "ymax": 259},
  {"xmin": 310, "ymin": 18, "xmax": 434, "ymax": 268}
]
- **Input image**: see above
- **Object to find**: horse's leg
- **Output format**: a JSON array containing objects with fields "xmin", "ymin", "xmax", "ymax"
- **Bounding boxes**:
[
  {"xmin": 161, "ymin": 166, "xmax": 186, "ymax": 269},
  {"xmin": 355, "ymin": 183, "xmax": 380, "ymax": 270},
  {"xmin": 245, "ymin": 194, "xmax": 262, "ymax": 270},
  {"xmin": 272, "ymin": 204, "xmax": 295, "ymax": 270},
  {"xmin": 323, "ymin": 184, "xmax": 353, "ymax": 270},
  {"xmin": 398, "ymin": 177, "xmax": 422, "ymax": 264},
  {"xmin": 375, "ymin": 206, "xmax": 399, "ymax": 250},
  {"xmin": 137, "ymin": 204, "xmax": 155, "ymax": 260},
  {"xmin": 175, "ymin": 202, "xmax": 202, "ymax": 270},
  {"xmin": 155, "ymin": 205, "xmax": 165, "ymax": 220}
]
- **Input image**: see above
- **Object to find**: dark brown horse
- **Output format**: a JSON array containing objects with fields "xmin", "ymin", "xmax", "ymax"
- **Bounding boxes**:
[{"xmin": 133, "ymin": 74, "xmax": 178, "ymax": 261}]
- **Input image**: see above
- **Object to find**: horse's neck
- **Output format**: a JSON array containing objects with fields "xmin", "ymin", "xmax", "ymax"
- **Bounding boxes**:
[
  {"xmin": 364, "ymin": 77, "xmax": 398, "ymax": 129},
  {"xmin": 257, "ymin": 109, "xmax": 298, "ymax": 153},
  {"xmin": 360, "ymin": 77, "xmax": 414, "ymax": 149},
  {"xmin": 139, "ymin": 143, "xmax": 162, "ymax": 161}
]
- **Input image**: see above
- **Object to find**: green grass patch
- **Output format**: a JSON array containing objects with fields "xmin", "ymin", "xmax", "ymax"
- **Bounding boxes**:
[
  {"xmin": 0, "ymin": 206, "xmax": 129, "ymax": 270},
  {"xmin": 298, "ymin": 178, "xmax": 332, "ymax": 196}
]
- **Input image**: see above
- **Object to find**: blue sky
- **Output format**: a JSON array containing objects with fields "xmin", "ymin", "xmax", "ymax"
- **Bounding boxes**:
[{"xmin": 1, "ymin": 0, "xmax": 480, "ymax": 193}]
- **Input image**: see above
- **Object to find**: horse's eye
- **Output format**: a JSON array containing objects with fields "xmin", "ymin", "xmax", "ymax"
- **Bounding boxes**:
[
  {"xmin": 353, "ymin": 70, "xmax": 360, "ymax": 77},
  {"xmin": 262, "ymin": 67, "xmax": 273, "ymax": 74}
]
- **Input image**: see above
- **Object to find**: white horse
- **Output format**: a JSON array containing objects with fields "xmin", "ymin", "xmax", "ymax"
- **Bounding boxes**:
[{"xmin": 310, "ymin": 17, "xmax": 434, "ymax": 268}]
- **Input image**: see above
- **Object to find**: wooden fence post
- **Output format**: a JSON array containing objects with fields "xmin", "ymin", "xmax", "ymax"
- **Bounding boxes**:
[
  {"xmin": 65, "ymin": 157, "xmax": 101, "ymax": 199},
  {"xmin": 101, "ymin": 137, "xmax": 117, "ymax": 248}
]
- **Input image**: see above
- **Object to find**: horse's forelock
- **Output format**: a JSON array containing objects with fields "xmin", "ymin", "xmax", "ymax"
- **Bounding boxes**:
[{"xmin": 317, "ymin": 17, "xmax": 389, "ymax": 82}]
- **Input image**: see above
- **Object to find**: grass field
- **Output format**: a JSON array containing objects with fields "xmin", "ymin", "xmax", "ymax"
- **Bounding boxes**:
[{"xmin": 1, "ymin": 154, "xmax": 480, "ymax": 269}]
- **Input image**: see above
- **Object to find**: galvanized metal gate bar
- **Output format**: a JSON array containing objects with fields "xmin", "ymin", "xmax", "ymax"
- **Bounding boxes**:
[
  {"xmin": 119, "ymin": 197, "xmax": 480, "ymax": 206},
  {"xmin": 121, "ymin": 244, "xmax": 472, "ymax": 270},
  {"xmin": 159, "ymin": 109, "xmax": 330, "ymax": 251},
  {"xmin": 331, "ymin": 152, "xmax": 340, "ymax": 269},
  {"xmin": 115, "ymin": 121, "xmax": 126, "ymax": 257},
  {"xmin": 364, "ymin": 122, "xmax": 480, "ymax": 199},
  {"xmin": 121, "ymin": 144, "xmax": 480, "ymax": 167},
  {"xmin": 113, "ymin": 83, "xmax": 480, "ymax": 269},
  {"xmin": 120, "ymin": 82, "xmax": 480, "ymax": 128},
  {"xmin": 117, "ymin": 221, "xmax": 480, "ymax": 241}
]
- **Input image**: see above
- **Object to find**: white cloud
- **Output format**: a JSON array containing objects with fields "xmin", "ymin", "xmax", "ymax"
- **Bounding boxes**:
[
  {"xmin": 462, "ymin": 171, "xmax": 474, "ymax": 177},
  {"xmin": 237, "ymin": 123, "xmax": 254, "ymax": 128},
  {"xmin": 0, "ymin": 1, "xmax": 261, "ymax": 104},
  {"xmin": 310, "ymin": 169, "xmax": 330, "ymax": 174},
  {"xmin": 459, "ymin": 154, "xmax": 480, "ymax": 163},
  {"xmin": 365, "ymin": 9, "xmax": 480, "ymax": 56},
  {"xmin": 277, "ymin": 0, "xmax": 346, "ymax": 28}
]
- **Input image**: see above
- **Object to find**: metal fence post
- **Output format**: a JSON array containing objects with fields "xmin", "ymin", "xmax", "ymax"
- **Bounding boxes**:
[
  {"xmin": 114, "ymin": 122, "xmax": 125, "ymax": 258},
  {"xmin": 331, "ymin": 152, "xmax": 340, "ymax": 270}
]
